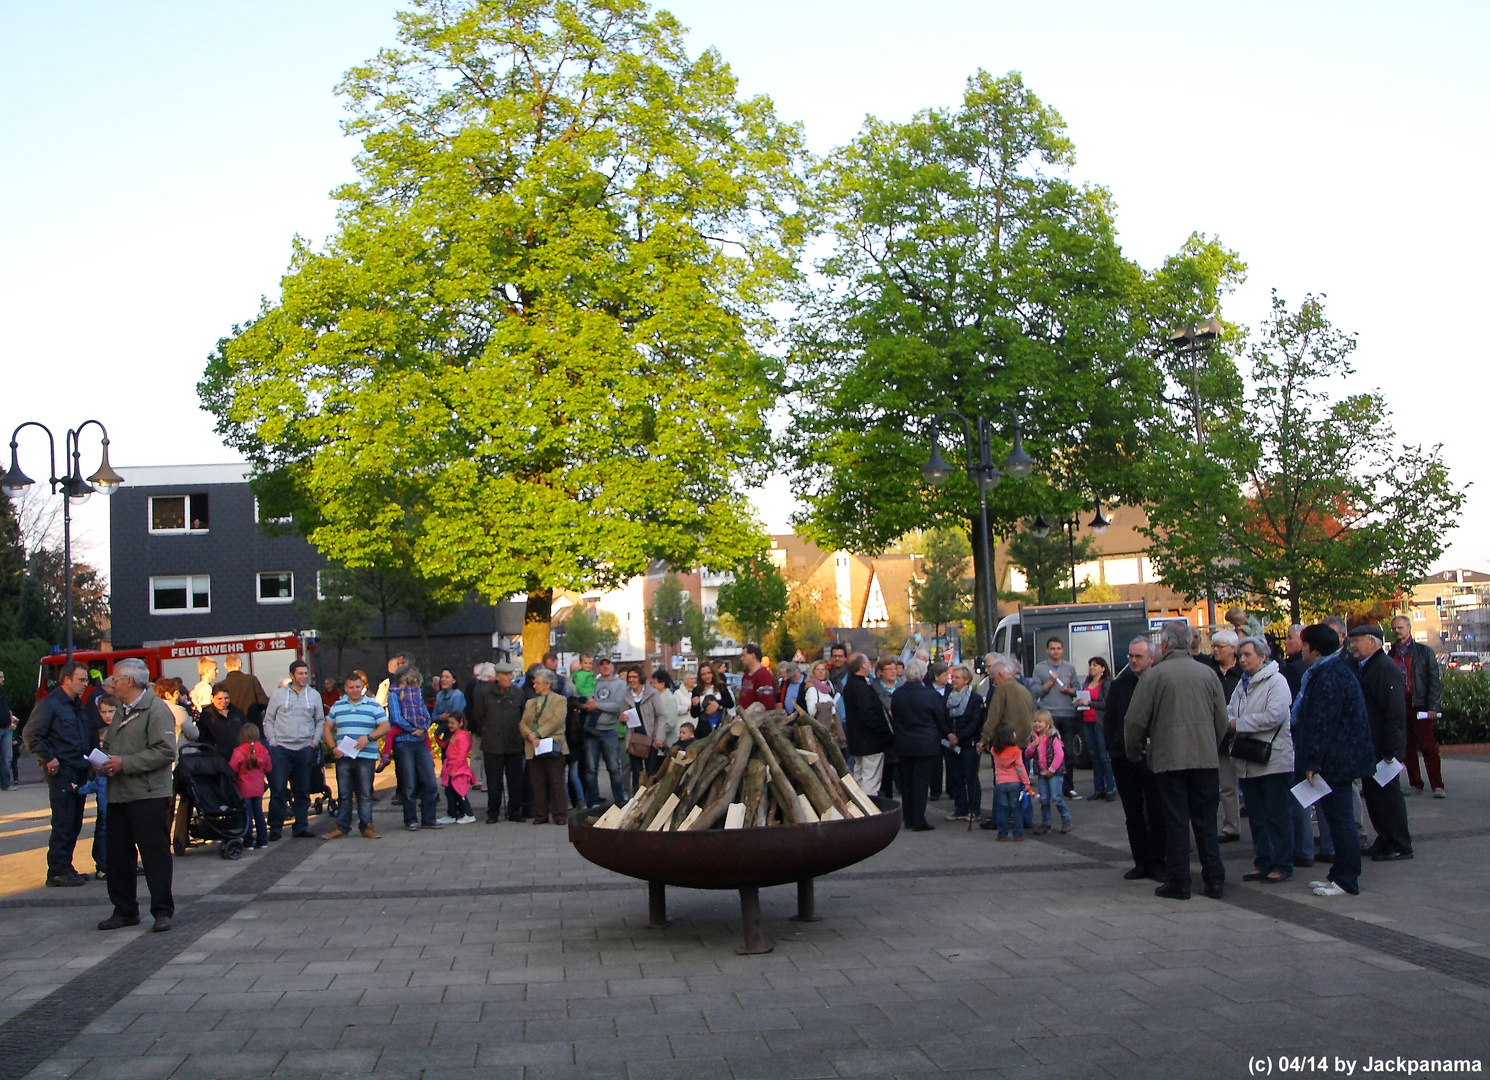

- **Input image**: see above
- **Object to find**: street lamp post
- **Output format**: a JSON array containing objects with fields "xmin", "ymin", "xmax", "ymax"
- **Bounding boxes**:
[
  {"xmin": 921, "ymin": 408, "xmax": 1036, "ymax": 657},
  {"xmin": 1032, "ymin": 495, "xmax": 1110, "ymax": 604},
  {"xmin": 1160, "ymin": 318, "xmax": 1222, "ymax": 626},
  {"xmin": 1, "ymin": 421, "xmax": 124, "ymax": 661}
]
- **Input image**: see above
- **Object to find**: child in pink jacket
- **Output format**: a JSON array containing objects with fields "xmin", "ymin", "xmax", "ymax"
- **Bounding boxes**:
[
  {"xmin": 437, "ymin": 712, "xmax": 475, "ymax": 824},
  {"xmin": 1025, "ymin": 711, "xmax": 1072, "ymax": 834},
  {"xmin": 229, "ymin": 723, "xmax": 273, "ymax": 849}
]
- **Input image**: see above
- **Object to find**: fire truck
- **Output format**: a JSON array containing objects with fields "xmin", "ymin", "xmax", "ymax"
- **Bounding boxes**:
[{"xmin": 35, "ymin": 631, "xmax": 315, "ymax": 703}]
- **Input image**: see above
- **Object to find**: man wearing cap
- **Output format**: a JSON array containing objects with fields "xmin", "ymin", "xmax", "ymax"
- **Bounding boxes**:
[
  {"xmin": 1347, "ymin": 624, "xmax": 1412, "ymax": 862},
  {"xmin": 474, "ymin": 663, "xmax": 527, "ymax": 823},
  {"xmin": 1388, "ymin": 615, "xmax": 1444, "ymax": 798},
  {"xmin": 580, "ymin": 657, "xmax": 629, "ymax": 806}
]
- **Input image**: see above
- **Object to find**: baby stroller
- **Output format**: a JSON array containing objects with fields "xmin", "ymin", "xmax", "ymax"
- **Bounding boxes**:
[{"xmin": 174, "ymin": 742, "xmax": 249, "ymax": 860}]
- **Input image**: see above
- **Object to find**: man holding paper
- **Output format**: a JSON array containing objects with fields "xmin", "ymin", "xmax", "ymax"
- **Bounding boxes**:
[
  {"xmin": 1348, "ymin": 625, "xmax": 1413, "ymax": 863},
  {"xmin": 1292, "ymin": 624, "xmax": 1375, "ymax": 897},
  {"xmin": 1389, "ymin": 616, "xmax": 1445, "ymax": 798},
  {"xmin": 321, "ymin": 673, "xmax": 389, "ymax": 840}
]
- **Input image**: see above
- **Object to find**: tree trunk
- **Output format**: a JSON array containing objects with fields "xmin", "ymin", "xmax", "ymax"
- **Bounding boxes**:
[{"xmin": 523, "ymin": 587, "xmax": 553, "ymax": 672}]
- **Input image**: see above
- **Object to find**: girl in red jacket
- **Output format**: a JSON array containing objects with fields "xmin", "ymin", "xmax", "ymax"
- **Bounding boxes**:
[
  {"xmin": 988, "ymin": 720, "xmax": 1035, "ymax": 841},
  {"xmin": 229, "ymin": 723, "xmax": 273, "ymax": 849}
]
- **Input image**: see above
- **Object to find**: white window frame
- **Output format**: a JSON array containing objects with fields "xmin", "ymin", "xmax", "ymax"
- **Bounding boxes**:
[
  {"xmin": 148, "ymin": 494, "xmax": 210, "ymax": 535},
  {"xmin": 253, "ymin": 498, "xmax": 292, "ymax": 525},
  {"xmin": 257, "ymin": 570, "xmax": 295, "ymax": 605},
  {"xmin": 150, "ymin": 575, "xmax": 211, "ymax": 614}
]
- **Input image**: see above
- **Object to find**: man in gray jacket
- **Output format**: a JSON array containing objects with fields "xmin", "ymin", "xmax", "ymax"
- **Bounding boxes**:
[
  {"xmin": 1124, "ymin": 621, "xmax": 1230, "ymax": 901},
  {"xmin": 95, "ymin": 658, "xmax": 177, "ymax": 932},
  {"xmin": 1032, "ymin": 638, "xmax": 1080, "ymax": 798},
  {"xmin": 580, "ymin": 657, "xmax": 629, "ymax": 807},
  {"xmin": 263, "ymin": 660, "xmax": 325, "ymax": 841}
]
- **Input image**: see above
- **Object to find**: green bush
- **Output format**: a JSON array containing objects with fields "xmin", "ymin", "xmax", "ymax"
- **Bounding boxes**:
[
  {"xmin": 1439, "ymin": 669, "xmax": 1490, "ymax": 745},
  {"xmin": 0, "ymin": 638, "xmax": 50, "ymax": 721}
]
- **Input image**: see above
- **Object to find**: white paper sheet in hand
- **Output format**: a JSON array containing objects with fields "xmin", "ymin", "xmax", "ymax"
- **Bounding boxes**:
[
  {"xmin": 535, "ymin": 737, "xmax": 555, "ymax": 756},
  {"xmin": 85, "ymin": 748, "xmax": 109, "ymax": 767},
  {"xmin": 1291, "ymin": 774, "xmax": 1331, "ymax": 808},
  {"xmin": 623, "ymin": 708, "xmax": 642, "ymax": 729},
  {"xmin": 1374, "ymin": 758, "xmax": 1405, "ymax": 787},
  {"xmin": 336, "ymin": 736, "xmax": 360, "ymax": 758}
]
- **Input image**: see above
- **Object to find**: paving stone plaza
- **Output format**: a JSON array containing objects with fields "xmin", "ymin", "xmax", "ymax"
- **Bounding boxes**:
[{"xmin": 0, "ymin": 755, "xmax": 1486, "ymax": 1080}]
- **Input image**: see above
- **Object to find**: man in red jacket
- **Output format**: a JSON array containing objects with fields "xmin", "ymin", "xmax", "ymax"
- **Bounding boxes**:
[{"xmin": 737, "ymin": 644, "xmax": 778, "ymax": 710}]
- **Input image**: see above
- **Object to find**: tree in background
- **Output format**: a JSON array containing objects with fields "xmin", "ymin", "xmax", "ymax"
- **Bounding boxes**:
[
  {"xmin": 1144, "ymin": 293, "xmax": 1464, "ymax": 624},
  {"xmin": 0, "ymin": 496, "xmax": 24, "ymax": 639},
  {"xmin": 782, "ymin": 70, "xmax": 1243, "ymax": 644},
  {"xmin": 559, "ymin": 606, "xmax": 621, "ymax": 660},
  {"xmin": 296, "ymin": 568, "xmax": 373, "ymax": 676},
  {"xmin": 200, "ymin": 0, "xmax": 808, "ymax": 666},
  {"xmin": 1003, "ymin": 529, "xmax": 1099, "ymax": 606},
  {"xmin": 717, "ymin": 554, "xmax": 788, "ymax": 645},
  {"xmin": 644, "ymin": 573, "xmax": 688, "ymax": 663},
  {"xmin": 911, "ymin": 528, "xmax": 972, "ymax": 646},
  {"xmin": 682, "ymin": 603, "xmax": 720, "ymax": 659}
]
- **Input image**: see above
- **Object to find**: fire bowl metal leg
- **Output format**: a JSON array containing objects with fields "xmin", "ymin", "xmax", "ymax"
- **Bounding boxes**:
[
  {"xmin": 737, "ymin": 886, "xmax": 774, "ymax": 954},
  {"xmin": 789, "ymin": 877, "xmax": 822, "ymax": 923},
  {"xmin": 648, "ymin": 881, "xmax": 670, "ymax": 930}
]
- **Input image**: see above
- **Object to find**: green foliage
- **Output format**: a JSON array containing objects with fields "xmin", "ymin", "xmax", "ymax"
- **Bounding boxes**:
[
  {"xmin": 682, "ymin": 602, "xmax": 719, "ymax": 658},
  {"xmin": 1004, "ymin": 529, "xmax": 1098, "ymax": 606},
  {"xmin": 768, "ymin": 624, "xmax": 797, "ymax": 663},
  {"xmin": 1439, "ymin": 670, "xmax": 1490, "ymax": 745},
  {"xmin": 644, "ymin": 573, "xmax": 688, "ymax": 652},
  {"xmin": 716, "ymin": 554, "xmax": 788, "ymax": 644},
  {"xmin": 1143, "ymin": 293, "xmax": 1466, "ymax": 624},
  {"xmin": 296, "ymin": 568, "xmax": 374, "ymax": 678},
  {"xmin": 783, "ymin": 69, "xmax": 1246, "ymax": 551},
  {"xmin": 911, "ymin": 528, "xmax": 971, "ymax": 637},
  {"xmin": 14, "ymin": 548, "xmax": 109, "ymax": 650},
  {"xmin": 0, "ymin": 637, "xmax": 48, "ymax": 720},
  {"xmin": 0, "ymin": 496, "xmax": 23, "ymax": 639},
  {"xmin": 200, "ymin": 0, "xmax": 807, "ymax": 609},
  {"xmin": 561, "ymin": 606, "xmax": 620, "ymax": 659}
]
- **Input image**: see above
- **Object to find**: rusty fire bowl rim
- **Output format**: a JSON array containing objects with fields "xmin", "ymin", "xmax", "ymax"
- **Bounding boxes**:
[{"xmin": 566, "ymin": 796, "xmax": 903, "ymax": 890}]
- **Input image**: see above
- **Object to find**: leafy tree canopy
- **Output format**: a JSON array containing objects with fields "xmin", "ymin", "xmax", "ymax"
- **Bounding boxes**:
[
  {"xmin": 783, "ymin": 70, "xmax": 1245, "ymax": 551},
  {"xmin": 200, "ymin": 0, "xmax": 808, "ymax": 610},
  {"xmin": 1003, "ymin": 527, "xmax": 1098, "ymax": 606},
  {"xmin": 716, "ymin": 553, "xmax": 787, "ymax": 644},
  {"xmin": 911, "ymin": 527, "xmax": 971, "ymax": 636},
  {"xmin": 1143, "ymin": 292, "xmax": 1465, "ymax": 624}
]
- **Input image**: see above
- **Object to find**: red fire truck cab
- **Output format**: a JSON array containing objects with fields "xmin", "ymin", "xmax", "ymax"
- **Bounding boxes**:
[{"xmin": 36, "ymin": 632, "xmax": 314, "ymax": 703}]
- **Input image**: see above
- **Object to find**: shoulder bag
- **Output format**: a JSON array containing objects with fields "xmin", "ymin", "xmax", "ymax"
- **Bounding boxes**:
[{"xmin": 1229, "ymin": 720, "xmax": 1283, "ymax": 765}]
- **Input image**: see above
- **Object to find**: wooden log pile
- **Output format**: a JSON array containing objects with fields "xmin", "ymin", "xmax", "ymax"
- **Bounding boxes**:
[{"xmin": 591, "ymin": 704, "xmax": 883, "ymax": 831}]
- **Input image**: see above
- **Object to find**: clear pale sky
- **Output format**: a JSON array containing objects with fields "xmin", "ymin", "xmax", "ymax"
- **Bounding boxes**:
[{"xmin": 2, "ymin": 1, "xmax": 1485, "ymax": 574}]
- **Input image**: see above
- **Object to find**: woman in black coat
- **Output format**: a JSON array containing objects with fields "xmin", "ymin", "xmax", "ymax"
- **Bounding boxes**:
[
  {"xmin": 943, "ymin": 664, "xmax": 986, "ymax": 822},
  {"xmin": 889, "ymin": 659, "xmax": 950, "ymax": 832},
  {"xmin": 197, "ymin": 687, "xmax": 246, "ymax": 759}
]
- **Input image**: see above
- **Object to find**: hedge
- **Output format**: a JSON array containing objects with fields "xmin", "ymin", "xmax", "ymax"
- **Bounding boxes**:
[{"xmin": 1439, "ymin": 669, "xmax": 1490, "ymax": 745}]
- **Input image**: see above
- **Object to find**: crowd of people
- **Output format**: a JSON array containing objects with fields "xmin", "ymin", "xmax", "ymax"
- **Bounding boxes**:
[{"xmin": 15, "ymin": 605, "xmax": 1443, "ymax": 932}]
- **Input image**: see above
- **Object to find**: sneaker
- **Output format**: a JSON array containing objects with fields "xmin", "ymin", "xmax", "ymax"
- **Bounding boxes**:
[
  {"xmin": 996, "ymin": 836, "xmax": 1008, "ymax": 842},
  {"xmin": 1308, "ymin": 880, "xmax": 1333, "ymax": 890},
  {"xmin": 1033, "ymin": 823, "xmax": 1051, "ymax": 835},
  {"xmin": 321, "ymin": 828, "xmax": 348, "ymax": 840},
  {"xmin": 435, "ymin": 815, "xmax": 459, "ymax": 826},
  {"xmin": 1312, "ymin": 882, "xmax": 1347, "ymax": 897},
  {"xmin": 944, "ymin": 812, "xmax": 965, "ymax": 821},
  {"xmin": 404, "ymin": 823, "xmax": 421, "ymax": 831},
  {"xmin": 361, "ymin": 826, "xmax": 381, "ymax": 839},
  {"xmin": 422, "ymin": 821, "xmax": 445, "ymax": 830},
  {"xmin": 456, "ymin": 815, "xmax": 476, "ymax": 825},
  {"xmin": 1433, "ymin": 787, "xmax": 1447, "ymax": 799},
  {"xmin": 1066, "ymin": 791, "xmax": 1083, "ymax": 801},
  {"xmin": 1011, "ymin": 836, "xmax": 1024, "ymax": 842}
]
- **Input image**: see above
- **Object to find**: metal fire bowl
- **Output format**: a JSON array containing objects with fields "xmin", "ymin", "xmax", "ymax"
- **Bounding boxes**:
[{"xmin": 568, "ymin": 796, "xmax": 902, "ymax": 890}]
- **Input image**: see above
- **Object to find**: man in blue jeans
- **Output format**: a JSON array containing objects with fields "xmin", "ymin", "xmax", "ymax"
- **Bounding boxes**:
[
  {"xmin": 581, "ymin": 657, "xmax": 629, "ymax": 807},
  {"xmin": 388, "ymin": 672, "xmax": 442, "ymax": 830},
  {"xmin": 263, "ymin": 660, "xmax": 325, "ymax": 840},
  {"xmin": 321, "ymin": 673, "xmax": 387, "ymax": 839}
]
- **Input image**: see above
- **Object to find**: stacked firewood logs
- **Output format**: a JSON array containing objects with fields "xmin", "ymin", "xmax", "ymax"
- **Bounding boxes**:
[{"xmin": 591, "ymin": 704, "xmax": 883, "ymax": 831}]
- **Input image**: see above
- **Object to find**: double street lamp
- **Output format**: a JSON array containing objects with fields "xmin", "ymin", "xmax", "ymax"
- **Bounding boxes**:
[
  {"xmin": 2, "ymin": 421, "xmax": 124, "ymax": 660},
  {"xmin": 920, "ymin": 409, "xmax": 1037, "ymax": 657}
]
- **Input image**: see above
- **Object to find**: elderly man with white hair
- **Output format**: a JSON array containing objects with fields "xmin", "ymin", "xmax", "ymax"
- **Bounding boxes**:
[
  {"xmin": 94, "ymin": 657, "xmax": 177, "ymax": 932},
  {"xmin": 1124, "ymin": 621, "xmax": 1230, "ymax": 901}
]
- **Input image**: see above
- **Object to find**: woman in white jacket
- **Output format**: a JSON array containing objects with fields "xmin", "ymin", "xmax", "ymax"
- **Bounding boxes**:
[{"xmin": 1227, "ymin": 637, "xmax": 1296, "ymax": 883}]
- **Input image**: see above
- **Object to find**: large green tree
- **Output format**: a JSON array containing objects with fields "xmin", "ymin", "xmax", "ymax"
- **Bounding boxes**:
[
  {"xmin": 1143, "ymin": 292, "xmax": 1464, "ymax": 624},
  {"xmin": 1003, "ymin": 527, "xmax": 1099, "ymax": 606},
  {"xmin": 716, "ymin": 554, "xmax": 787, "ymax": 645},
  {"xmin": 783, "ymin": 70, "xmax": 1243, "ymax": 642},
  {"xmin": 644, "ymin": 572, "xmax": 687, "ymax": 661},
  {"xmin": 910, "ymin": 527, "xmax": 971, "ymax": 643},
  {"xmin": 200, "ymin": 0, "xmax": 808, "ymax": 663}
]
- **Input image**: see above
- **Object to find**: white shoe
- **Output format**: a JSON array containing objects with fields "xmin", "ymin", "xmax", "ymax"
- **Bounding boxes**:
[
  {"xmin": 1312, "ymin": 882, "xmax": 1347, "ymax": 897},
  {"xmin": 1433, "ymin": 787, "xmax": 1446, "ymax": 799},
  {"xmin": 435, "ymin": 815, "xmax": 458, "ymax": 826},
  {"xmin": 1308, "ymin": 880, "xmax": 1332, "ymax": 890},
  {"xmin": 456, "ymin": 815, "xmax": 476, "ymax": 824}
]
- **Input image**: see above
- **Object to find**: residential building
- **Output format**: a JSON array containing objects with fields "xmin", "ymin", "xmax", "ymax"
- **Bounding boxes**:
[{"xmin": 1399, "ymin": 568, "xmax": 1490, "ymax": 651}]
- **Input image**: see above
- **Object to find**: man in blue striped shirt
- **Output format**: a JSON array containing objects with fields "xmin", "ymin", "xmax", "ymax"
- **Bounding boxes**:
[{"xmin": 322, "ymin": 673, "xmax": 389, "ymax": 839}]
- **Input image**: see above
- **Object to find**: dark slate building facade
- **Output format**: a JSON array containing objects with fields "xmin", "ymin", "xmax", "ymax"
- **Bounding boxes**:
[{"xmin": 110, "ymin": 464, "xmax": 518, "ymax": 676}]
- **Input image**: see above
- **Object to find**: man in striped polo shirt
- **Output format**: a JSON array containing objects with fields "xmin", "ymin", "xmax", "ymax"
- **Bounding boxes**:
[{"xmin": 322, "ymin": 672, "xmax": 389, "ymax": 840}]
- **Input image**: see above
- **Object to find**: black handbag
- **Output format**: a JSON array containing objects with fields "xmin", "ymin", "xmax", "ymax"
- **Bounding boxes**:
[{"xmin": 1229, "ymin": 721, "xmax": 1283, "ymax": 765}]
